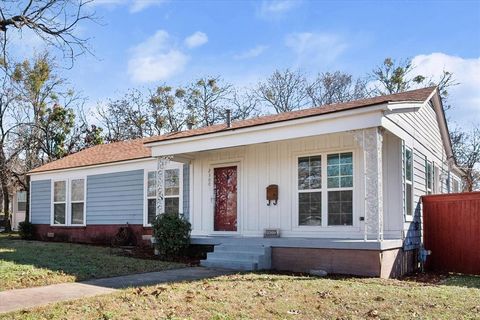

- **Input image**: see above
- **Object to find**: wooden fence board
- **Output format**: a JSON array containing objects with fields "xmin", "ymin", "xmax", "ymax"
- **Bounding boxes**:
[{"xmin": 422, "ymin": 192, "xmax": 480, "ymax": 275}]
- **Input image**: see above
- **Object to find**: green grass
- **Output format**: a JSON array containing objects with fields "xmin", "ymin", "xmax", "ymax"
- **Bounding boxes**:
[
  {"xmin": 0, "ymin": 234, "xmax": 184, "ymax": 291},
  {"xmin": 2, "ymin": 273, "xmax": 479, "ymax": 320},
  {"xmin": 443, "ymin": 274, "xmax": 480, "ymax": 289}
]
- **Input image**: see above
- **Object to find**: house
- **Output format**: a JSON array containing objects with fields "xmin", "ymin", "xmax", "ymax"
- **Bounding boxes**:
[
  {"xmin": 0, "ymin": 191, "xmax": 26, "ymax": 231},
  {"xmin": 28, "ymin": 86, "xmax": 463, "ymax": 278},
  {"xmin": 12, "ymin": 191, "xmax": 27, "ymax": 230}
]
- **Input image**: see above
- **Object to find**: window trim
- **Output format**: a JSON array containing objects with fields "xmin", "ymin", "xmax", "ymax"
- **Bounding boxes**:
[
  {"xmin": 70, "ymin": 178, "xmax": 86, "ymax": 226},
  {"xmin": 50, "ymin": 178, "xmax": 86, "ymax": 227},
  {"xmin": 16, "ymin": 191, "xmax": 27, "ymax": 212},
  {"xmin": 143, "ymin": 163, "xmax": 183, "ymax": 227},
  {"xmin": 403, "ymin": 144, "xmax": 414, "ymax": 221},
  {"xmin": 297, "ymin": 155, "xmax": 322, "ymax": 227},
  {"xmin": 425, "ymin": 159, "xmax": 433, "ymax": 195},
  {"xmin": 293, "ymin": 149, "xmax": 357, "ymax": 230}
]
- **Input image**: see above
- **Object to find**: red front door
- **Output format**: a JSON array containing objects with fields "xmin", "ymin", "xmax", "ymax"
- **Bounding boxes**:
[{"xmin": 214, "ymin": 166, "xmax": 238, "ymax": 231}]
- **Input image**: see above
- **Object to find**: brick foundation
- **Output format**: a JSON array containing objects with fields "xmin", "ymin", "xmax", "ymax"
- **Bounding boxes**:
[
  {"xmin": 272, "ymin": 247, "xmax": 418, "ymax": 278},
  {"xmin": 33, "ymin": 224, "xmax": 153, "ymax": 246}
]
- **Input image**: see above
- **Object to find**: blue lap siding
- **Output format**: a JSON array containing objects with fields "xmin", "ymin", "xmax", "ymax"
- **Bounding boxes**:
[
  {"xmin": 30, "ymin": 166, "xmax": 191, "ymax": 226},
  {"xmin": 30, "ymin": 180, "xmax": 51, "ymax": 224},
  {"xmin": 86, "ymin": 169, "xmax": 144, "ymax": 225}
]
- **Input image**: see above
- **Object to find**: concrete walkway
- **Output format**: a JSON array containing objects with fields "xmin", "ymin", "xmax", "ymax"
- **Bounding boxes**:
[{"xmin": 0, "ymin": 267, "xmax": 230, "ymax": 314}]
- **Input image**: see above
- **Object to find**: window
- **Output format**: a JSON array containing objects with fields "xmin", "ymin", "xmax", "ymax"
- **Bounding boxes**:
[
  {"xmin": 425, "ymin": 160, "xmax": 433, "ymax": 195},
  {"xmin": 70, "ymin": 179, "xmax": 85, "ymax": 225},
  {"xmin": 52, "ymin": 179, "xmax": 85, "ymax": 226},
  {"xmin": 146, "ymin": 168, "xmax": 181, "ymax": 225},
  {"xmin": 452, "ymin": 179, "xmax": 460, "ymax": 193},
  {"xmin": 53, "ymin": 180, "xmax": 67, "ymax": 225},
  {"xmin": 327, "ymin": 152, "xmax": 353, "ymax": 226},
  {"xmin": 404, "ymin": 147, "xmax": 413, "ymax": 216},
  {"xmin": 17, "ymin": 191, "xmax": 27, "ymax": 212},
  {"xmin": 297, "ymin": 155, "xmax": 322, "ymax": 226}
]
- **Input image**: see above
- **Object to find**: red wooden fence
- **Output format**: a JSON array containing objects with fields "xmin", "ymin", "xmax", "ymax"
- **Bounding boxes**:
[{"xmin": 422, "ymin": 192, "xmax": 480, "ymax": 275}]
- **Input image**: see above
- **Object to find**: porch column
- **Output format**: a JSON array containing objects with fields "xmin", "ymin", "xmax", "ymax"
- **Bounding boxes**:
[
  {"xmin": 156, "ymin": 156, "xmax": 172, "ymax": 216},
  {"xmin": 353, "ymin": 127, "xmax": 384, "ymax": 241}
]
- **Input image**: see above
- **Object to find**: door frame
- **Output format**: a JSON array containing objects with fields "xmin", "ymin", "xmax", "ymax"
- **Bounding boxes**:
[{"xmin": 208, "ymin": 160, "xmax": 242, "ymax": 235}]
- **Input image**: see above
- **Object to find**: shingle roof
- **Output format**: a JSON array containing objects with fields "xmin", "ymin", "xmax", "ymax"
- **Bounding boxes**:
[
  {"xmin": 145, "ymin": 86, "xmax": 437, "ymax": 144},
  {"xmin": 29, "ymin": 86, "xmax": 436, "ymax": 174},
  {"xmin": 29, "ymin": 138, "xmax": 154, "ymax": 173}
]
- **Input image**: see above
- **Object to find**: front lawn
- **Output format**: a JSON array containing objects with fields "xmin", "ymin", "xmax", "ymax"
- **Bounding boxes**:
[
  {"xmin": 0, "ymin": 233, "xmax": 184, "ymax": 291},
  {"xmin": 3, "ymin": 273, "xmax": 479, "ymax": 319}
]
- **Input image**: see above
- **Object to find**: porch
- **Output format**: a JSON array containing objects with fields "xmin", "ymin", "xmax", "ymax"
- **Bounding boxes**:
[
  {"xmin": 148, "ymin": 127, "xmax": 404, "ymax": 242},
  {"xmin": 191, "ymin": 236, "xmax": 402, "ymax": 251}
]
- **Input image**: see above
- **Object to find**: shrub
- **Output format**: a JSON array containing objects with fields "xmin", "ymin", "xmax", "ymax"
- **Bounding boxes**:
[
  {"xmin": 152, "ymin": 213, "xmax": 191, "ymax": 259},
  {"xmin": 18, "ymin": 221, "xmax": 35, "ymax": 240}
]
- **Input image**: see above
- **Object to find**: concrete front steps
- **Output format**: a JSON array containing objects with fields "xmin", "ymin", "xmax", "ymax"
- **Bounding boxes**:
[{"xmin": 200, "ymin": 244, "xmax": 271, "ymax": 271}]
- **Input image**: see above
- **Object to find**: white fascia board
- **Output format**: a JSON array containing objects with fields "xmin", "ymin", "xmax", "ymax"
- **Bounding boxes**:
[
  {"xmin": 149, "ymin": 104, "xmax": 387, "ymax": 156},
  {"xmin": 385, "ymin": 102, "xmax": 424, "ymax": 114},
  {"xmin": 30, "ymin": 158, "xmax": 158, "ymax": 181}
]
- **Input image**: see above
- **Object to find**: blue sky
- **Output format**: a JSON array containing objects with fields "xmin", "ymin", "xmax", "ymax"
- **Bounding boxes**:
[{"xmin": 17, "ymin": 0, "xmax": 480, "ymax": 126}]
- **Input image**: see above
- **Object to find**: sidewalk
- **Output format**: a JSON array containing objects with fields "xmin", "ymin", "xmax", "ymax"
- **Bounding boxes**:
[{"xmin": 0, "ymin": 267, "xmax": 230, "ymax": 314}]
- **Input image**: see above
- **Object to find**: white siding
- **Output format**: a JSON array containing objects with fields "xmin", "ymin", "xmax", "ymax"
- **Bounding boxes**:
[
  {"xmin": 385, "ymin": 102, "xmax": 456, "ymax": 250},
  {"xmin": 190, "ymin": 132, "xmax": 368, "ymax": 239},
  {"xmin": 382, "ymin": 132, "xmax": 403, "ymax": 238}
]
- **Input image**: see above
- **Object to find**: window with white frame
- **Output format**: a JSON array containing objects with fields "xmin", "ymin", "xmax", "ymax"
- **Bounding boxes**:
[
  {"xmin": 17, "ymin": 191, "xmax": 27, "ymax": 212},
  {"xmin": 425, "ymin": 160, "xmax": 433, "ymax": 195},
  {"xmin": 452, "ymin": 178, "xmax": 460, "ymax": 193},
  {"xmin": 433, "ymin": 164, "xmax": 439, "ymax": 193},
  {"xmin": 146, "ymin": 168, "xmax": 181, "ymax": 225},
  {"xmin": 327, "ymin": 152, "xmax": 353, "ymax": 226},
  {"xmin": 53, "ymin": 180, "xmax": 67, "ymax": 225},
  {"xmin": 70, "ymin": 179, "xmax": 85, "ymax": 225},
  {"xmin": 297, "ymin": 155, "xmax": 322, "ymax": 226},
  {"xmin": 52, "ymin": 179, "xmax": 85, "ymax": 226},
  {"xmin": 404, "ymin": 147, "xmax": 413, "ymax": 216}
]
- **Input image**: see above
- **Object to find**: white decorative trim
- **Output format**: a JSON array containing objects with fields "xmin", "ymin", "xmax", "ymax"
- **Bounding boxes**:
[
  {"xmin": 156, "ymin": 157, "xmax": 169, "ymax": 216},
  {"xmin": 353, "ymin": 127, "xmax": 384, "ymax": 241}
]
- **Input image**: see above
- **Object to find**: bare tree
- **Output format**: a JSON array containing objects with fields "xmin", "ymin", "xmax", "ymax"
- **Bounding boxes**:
[
  {"xmin": 371, "ymin": 57, "xmax": 458, "ymax": 110},
  {"xmin": 185, "ymin": 77, "xmax": 232, "ymax": 127},
  {"xmin": 97, "ymin": 89, "xmax": 152, "ymax": 142},
  {"xmin": 0, "ymin": 0, "xmax": 94, "ymax": 64},
  {"xmin": 307, "ymin": 71, "xmax": 370, "ymax": 106},
  {"xmin": 230, "ymin": 89, "xmax": 261, "ymax": 121},
  {"xmin": 149, "ymin": 85, "xmax": 188, "ymax": 133},
  {"xmin": 450, "ymin": 126, "xmax": 480, "ymax": 191},
  {"xmin": 255, "ymin": 69, "xmax": 309, "ymax": 113},
  {"xmin": 0, "ymin": 63, "xmax": 24, "ymax": 230},
  {"xmin": 371, "ymin": 58, "xmax": 424, "ymax": 95}
]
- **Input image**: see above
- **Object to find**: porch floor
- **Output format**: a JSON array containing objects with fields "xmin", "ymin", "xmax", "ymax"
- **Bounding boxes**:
[{"xmin": 191, "ymin": 236, "xmax": 403, "ymax": 251}]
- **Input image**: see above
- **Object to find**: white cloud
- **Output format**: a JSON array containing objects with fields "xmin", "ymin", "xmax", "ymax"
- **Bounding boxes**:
[
  {"xmin": 259, "ymin": 0, "xmax": 300, "ymax": 18},
  {"xmin": 184, "ymin": 31, "xmax": 208, "ymax": 49},
  {"xmin": 130, "ymin": 0, "xmax": 166, "ymax": 13},
  {"xmin": 411, "ymin": 53, "xmax": 480, "ymax": 125},
  {"xmin": 285, "ymin": 32, "xmax": 348, "ymax": 67},
  {"xmin": 90, "ymin": 0, "xmax": 166, "ymax": 13},
  {"xmin": 128, "ymin": 30, "xmax": 189, "ymax": 83},
  {"xmin": 234, "ymin": 45, "xmax": 268, "ymax": 60}
]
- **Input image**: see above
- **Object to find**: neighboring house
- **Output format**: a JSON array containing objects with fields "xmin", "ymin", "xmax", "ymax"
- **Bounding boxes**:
[
  {"xmin": 12, "ymin": 191, "xmax": 27, "ymax": 230},
  {"xmin": 0, "ymin": 192, "xmax": 24, "ymax": 231},
  {"xmin": 28, "ymin": 86, "xmax": 463, "ymax": 278}
]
